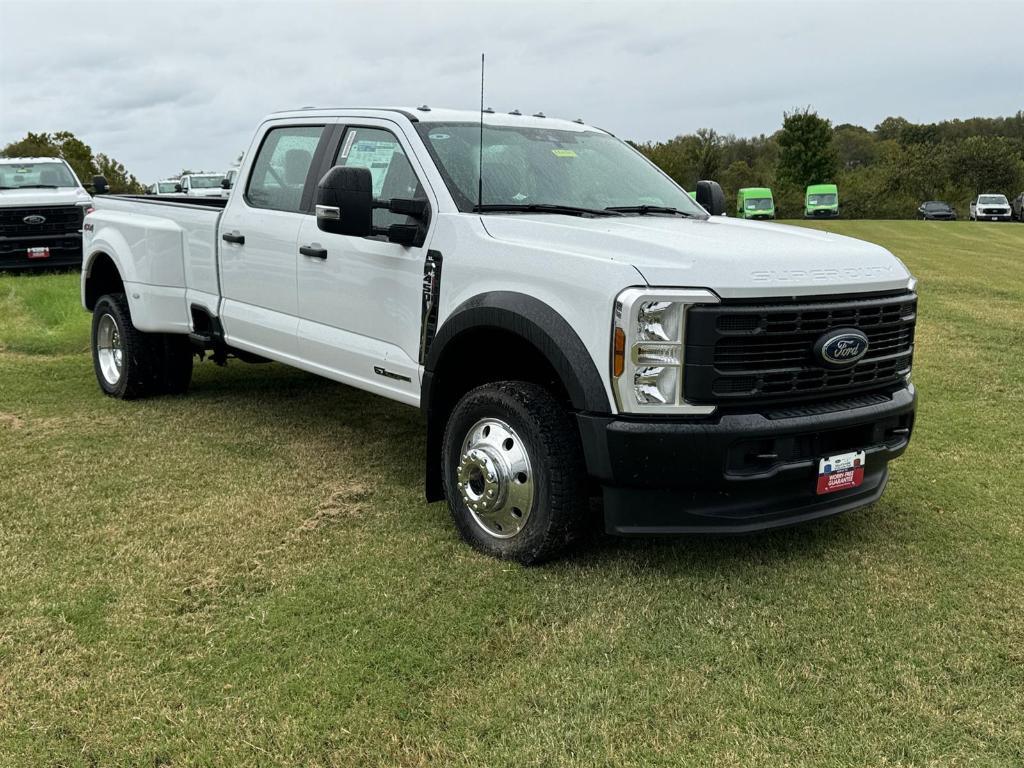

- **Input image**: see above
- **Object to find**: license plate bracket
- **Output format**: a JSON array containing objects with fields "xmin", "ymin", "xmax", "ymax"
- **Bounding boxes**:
[{"xmin": 817, "ymin": 450, "xmax": 866, "ymax": 495}]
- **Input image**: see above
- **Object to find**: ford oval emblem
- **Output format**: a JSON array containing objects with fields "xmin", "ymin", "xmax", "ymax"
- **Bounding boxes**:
[
  {"xmin": 814, "ymin": 328, "xmax": 869, "ymax": 367},
  {"xmin": 23, "ymin": 214, "xmax": 46, "ymax": 225}
]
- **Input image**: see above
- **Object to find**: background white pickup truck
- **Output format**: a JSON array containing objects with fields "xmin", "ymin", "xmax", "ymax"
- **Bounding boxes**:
[
  {"xmin": 81, "ymin": 107, "xmax": 918, "ymax": 563},
  {"xmin": 178, "ymin": 172, "xmax": 226, "ymax": 198},
  {"xmin": 1, "ymin": 156, "xmax": 92, "ymax": 269},
  {"xmin": 969, "ymin": 193, "xmax": 1012, "ymax": 221}
]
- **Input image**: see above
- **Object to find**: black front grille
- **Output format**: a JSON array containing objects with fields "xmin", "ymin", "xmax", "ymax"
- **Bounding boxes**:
[
  {"xmin": 0, "ymin": 205, "xmax": 84, "ymax": 236},
  {"xmin": 684, "ymin": 292, "xmax": 916, "ymax": 408},
  {"xmin": 982, "ymin": 208, "xmax": 1006, "ymax": 215}
]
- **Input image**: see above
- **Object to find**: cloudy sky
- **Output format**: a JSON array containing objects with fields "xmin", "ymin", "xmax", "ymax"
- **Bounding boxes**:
[{"xmin": 0, "ymin": 0, "xmax": 1018, "ymax": 183}]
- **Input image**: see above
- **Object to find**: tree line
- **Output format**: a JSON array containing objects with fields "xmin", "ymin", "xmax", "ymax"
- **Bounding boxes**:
[
  {"xmin": 4, "ymin": 110, "xmax": 1023, "ymax": 216},
  {"xmin": 1, "ymin": 131, "xmax": 145, "ymax": 194},
  {"xmin": 633, "ymin": 109, "xmax": 1024, "ymax": 218}
]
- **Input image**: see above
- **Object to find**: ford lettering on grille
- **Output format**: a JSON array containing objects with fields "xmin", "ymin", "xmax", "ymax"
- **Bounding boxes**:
[
  {"xmin": 23, "ymin": 214, "xmax": 47, "ymax": 225},
  {"xmin": 816, "ymin": 329, "xmax": 869, "ymax": 367}
]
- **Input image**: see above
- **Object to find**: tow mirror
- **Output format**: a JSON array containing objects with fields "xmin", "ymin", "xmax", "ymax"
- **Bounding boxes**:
[
  {"xmin": 92, "ymin": 175, "xmax": 109, "ymax": 195},
  {"xmin": 221, "ymin": 178, "xmax": 232, "ymax": 190},
  {"xmin": 174, "ymin": 183, "xmax": 183, "ymax": 193},
  {"xmin": 316, "ymin": 165, "xmax": 429, "ymax": 245},
  {"xmin": 696, "ymin": 180, "xmax": 726, "ymax": 216},
  {"xmin": 316, "ymin": 165, "xmax": 374, "ymax": 237}
]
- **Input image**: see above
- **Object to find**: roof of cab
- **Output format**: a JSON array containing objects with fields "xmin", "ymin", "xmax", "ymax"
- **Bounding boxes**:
[
  {"xmin": 738, "ymin": 187, "xmax": 773, "ymax": 197},
  {"xmin": 265, "ymin": 106, "xmax": 604, "ymax": 133},
  {"xmin": 0, "ymin": 156, "xmax": 67, "ymax": 164}
]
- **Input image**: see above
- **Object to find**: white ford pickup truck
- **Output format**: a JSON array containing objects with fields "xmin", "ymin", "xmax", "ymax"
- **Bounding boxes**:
[{"xmin": 81, "ymin": 107, "xmax": 918, "ymax": 563}]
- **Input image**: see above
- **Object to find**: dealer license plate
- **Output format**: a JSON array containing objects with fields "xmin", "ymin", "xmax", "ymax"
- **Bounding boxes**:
[
  {"xmin": 817, "ymin": 450, "xmax": 866, "ymax": 495},
  {"xmin": 27, "ymin": 247, "xmax": 50, "ymax": 260}
]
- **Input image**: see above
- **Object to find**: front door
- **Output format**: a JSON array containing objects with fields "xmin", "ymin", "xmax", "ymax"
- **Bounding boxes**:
[
  {"xmin": 295, "ymin": 120, "xmax": 435, "ymax": 405},
  {"xmin": 218, "ymin": 122, "xmax": 328, "ymax": 359}
]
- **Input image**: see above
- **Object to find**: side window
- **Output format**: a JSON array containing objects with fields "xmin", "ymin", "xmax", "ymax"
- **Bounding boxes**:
[
  {"xmin": 334, "ymin": 127, "xmax": 426, "ymax": 229},
  {"xmin": 246, "ymin": 125, "xmax": 324, "ymax": 213}
]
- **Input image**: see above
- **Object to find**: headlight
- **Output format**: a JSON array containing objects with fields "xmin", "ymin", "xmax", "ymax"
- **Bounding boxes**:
[{"xmin": 611, "ymin": 287, "xmax": 719, "ymax": 414}]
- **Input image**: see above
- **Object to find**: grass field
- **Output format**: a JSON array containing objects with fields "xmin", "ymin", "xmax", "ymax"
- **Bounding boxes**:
[{"xmin": 1, "ymin": 221, "xmax": 1023, "ymax": 767}]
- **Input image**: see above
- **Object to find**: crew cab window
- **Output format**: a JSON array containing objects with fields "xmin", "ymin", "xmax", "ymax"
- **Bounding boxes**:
[
  {"xmin": 246, "ymin": 125, "xmax": 324, "ymax": 213},
  {"xmin": 334, "ymin": 127, "xmax": 426, "ymax": 229}
]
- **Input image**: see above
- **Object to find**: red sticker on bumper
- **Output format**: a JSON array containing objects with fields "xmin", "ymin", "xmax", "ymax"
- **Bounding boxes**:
[{"xmin": 817, "ymin": 451, "xmax": 866, "ymax": 495}]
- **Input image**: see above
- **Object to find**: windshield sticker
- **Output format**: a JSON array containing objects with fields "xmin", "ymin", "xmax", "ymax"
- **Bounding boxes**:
[
  {"xmin": 340, "ymin": 130, "xmax": 358, "ymax": 159},
  {"xmin": 551, "ymin": 149, "xmax": 577, "ymax": 158},
  {"xmin": 429, "ymin": 133, "xmax": 450, "ymax": 140}
]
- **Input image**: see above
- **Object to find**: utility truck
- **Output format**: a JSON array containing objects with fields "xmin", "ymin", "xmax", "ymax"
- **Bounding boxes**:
[
  {"xmin": 178, "ymin": 172, "xmax": 226, "ymax": 198},
  {"xmin": 81, "ymin": 107, "xmax": 918, "ymax": 563},
  {"xmin": 1, "ymin": 157, "xmax": 92, "ymax": 269}
]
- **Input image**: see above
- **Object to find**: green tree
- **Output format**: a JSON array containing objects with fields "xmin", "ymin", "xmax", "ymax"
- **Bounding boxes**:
[
  {"xmin": 833, "ymin": 124, "xmax": 877, "ymax": 169},
  {"xmin": 950, "ymin": 136, "xmax": 1024, "ymax": 195},
  {"xmin": 94, "ymin": 153, "xmax": 145, "ymax": 194},
  {"xmin": 1, "ymin": 130, "xmax": 144, "ymax": 193},
  {"xmin": 692, "ymin": 128, "xmax": 723, "ymax": 180},
  {"xmin": 776, "ymin": 108, "xmax": 838, "ymax": 189}
]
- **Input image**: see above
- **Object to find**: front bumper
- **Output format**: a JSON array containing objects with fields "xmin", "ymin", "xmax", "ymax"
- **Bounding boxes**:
[
  {"xmin": 804, "ymin": 209, "xmax": 839, "ymax": 218},
  {"xmin": 577, "ymin": 386, "xmax": 916, "ymax": 534},
  {"xmin": 0, "ymin": 232, "xmax": 83, "ymax": 270}
]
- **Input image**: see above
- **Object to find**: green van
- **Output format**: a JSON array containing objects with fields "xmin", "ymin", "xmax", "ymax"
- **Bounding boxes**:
[
  {"xmin": 805, "ymin": 184, "xmax": 839, "ymax": 218},
  {"xmin": 736, "ymin": 187, "xmax": 775, "ymax": 220}
]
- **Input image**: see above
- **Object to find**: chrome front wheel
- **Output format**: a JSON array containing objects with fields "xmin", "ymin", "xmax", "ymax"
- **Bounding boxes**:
[{"xmin": 457, "ymin": 418, "xmax": 535, "ymax": 539}]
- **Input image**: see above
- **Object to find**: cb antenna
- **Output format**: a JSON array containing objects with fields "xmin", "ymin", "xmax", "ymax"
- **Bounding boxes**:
[{"xmin": 477, "ymin": 52, "xmax": 485, "ymax": 211}]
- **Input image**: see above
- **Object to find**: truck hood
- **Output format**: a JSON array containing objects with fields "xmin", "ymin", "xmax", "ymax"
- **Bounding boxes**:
[
  {"xmin": 480, "ymin": 214, "xmax": 912, "ymax": 299},
  {"xmin": 0, "ymin": 186, "xmax": 92, "ymax": 207}
]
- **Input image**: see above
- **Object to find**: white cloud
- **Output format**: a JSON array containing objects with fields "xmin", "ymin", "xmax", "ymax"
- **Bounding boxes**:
[{"xmin": 0, "ymin": 0, "xmax": 1018, "ymax": 183}]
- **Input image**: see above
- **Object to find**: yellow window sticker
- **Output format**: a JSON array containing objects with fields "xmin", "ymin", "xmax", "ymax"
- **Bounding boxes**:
[{"xmin": 551, "ymin": 149, "xmax": 577, "ymax": 158}]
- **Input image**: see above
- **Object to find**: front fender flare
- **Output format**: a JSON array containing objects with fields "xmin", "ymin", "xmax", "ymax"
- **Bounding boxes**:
[{"xmin": 421, "ymin": 291, "xmax": 610, "ymax": 501}]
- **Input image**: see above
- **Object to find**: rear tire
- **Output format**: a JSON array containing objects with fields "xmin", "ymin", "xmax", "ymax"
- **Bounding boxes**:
[
  {"xmin": 91, "ymin": 293, "xmax": 192, "ymax": 399},
  {"xmin": 442, "ymin": 382, "xmax": 587, "ymax": 565}
]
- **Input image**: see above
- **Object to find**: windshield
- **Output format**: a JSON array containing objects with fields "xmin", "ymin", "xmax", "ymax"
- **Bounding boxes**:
[
  {"xmin": 190, "ymin": 175, "xmax": 224, "ymax": 189},
  {"xmin": 745, "ymin": 197, "xmax": 773, "ymax": 210},
  {"xmin": 807, "ymin": 193, "xmax": 837, "ymax": 206},
  {"xmin": 0, "ymin": 161, "xmax": 78, "ymax": 189},
  {"xmin": 978, "ymin": 195, "xmax": 1007, "ymax": 205},
  {"xmin": 416, "ymin": 122, "xmax": 704, "ymax": 215},
  {"xmin": 924, "ymin": 201, "xmax": 948, "ymax": 210},
  {"xmin": 157, "ymin": 182, "xmax": 178, "ymax": 193}
]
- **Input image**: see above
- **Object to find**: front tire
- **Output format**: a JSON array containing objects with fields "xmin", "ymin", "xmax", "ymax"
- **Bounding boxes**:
[{"xmin": 442, "ymin": 382, "xmax": 587, "ymax": 565}]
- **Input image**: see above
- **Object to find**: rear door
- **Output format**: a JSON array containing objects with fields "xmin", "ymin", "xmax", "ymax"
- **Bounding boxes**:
[
  {"xmin": 218, "ymin": 120, "xmax": 333, "ymax": 359},
  {"xmin": 294, "ymin": 118, "xmax": 436, "ymax": 405}
]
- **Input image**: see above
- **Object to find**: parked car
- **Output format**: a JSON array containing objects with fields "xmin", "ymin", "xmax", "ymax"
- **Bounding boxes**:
[
  {"xmin": 0, "ymin": 156, "xmax": 93, "ymax": 269},
  {"xmin": 969, "ymin": 194, "xmax": 1012, "ymax": 221},
  {"xmin": 917, "ymin": 201, "xmax": 956, "ymax": 221},
  {"xmin": 220, "ymin": 168, "xmax": 239, "ymax": 198},
  {"xmin": 805, "ymin": 184, "xmax": 839, "ymax": 218},
  {"xmin": 179, "ymin": 172, "xmax": 226, "ymax": 198},
  {"xmin": 1011, "ymin": 192, "xmax": 1024, "ymax": 222},
  {"xmin": 736, "ymin": 187, "xmax": 775, "ymax": 220},
  {"xmin": 81, "ymin": 106, "xmax": 917, "ymax": 563},
  {"xmin": 150, "ymin": 179, "xmax": 181, "ymax": 196}
]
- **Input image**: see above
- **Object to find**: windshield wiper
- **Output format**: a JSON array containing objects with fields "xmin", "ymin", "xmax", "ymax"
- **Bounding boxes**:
[
  {"xmin": 9, "ymin": 184, "xmax": 59, "ymax": 189},
  {"xmin": 474, "ymin": 203, "xmax": 623, "ymax": 217},
  {"xmin": 605, "ymin": 205, "xmax": 701, "ymax": 218}
]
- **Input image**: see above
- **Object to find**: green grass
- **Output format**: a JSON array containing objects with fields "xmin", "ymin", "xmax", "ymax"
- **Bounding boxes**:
[{"xmin": 1, "ymin": 221, "xmax": 1023, "ymax": 767}]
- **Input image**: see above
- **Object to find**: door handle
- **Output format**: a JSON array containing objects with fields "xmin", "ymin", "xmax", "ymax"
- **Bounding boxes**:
[
  {"xmin": 300, "ymin": 244, "xmax": 327, "ymax": 259},
  {"xmin": 222, "ymin": 231, "xmax": 245, "ymax": 244}
]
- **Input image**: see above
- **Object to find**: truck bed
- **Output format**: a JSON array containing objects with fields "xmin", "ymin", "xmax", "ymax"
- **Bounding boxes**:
[{"xmin": 86, "ymin": 195, "xmax": 223, "ymax": 334}]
